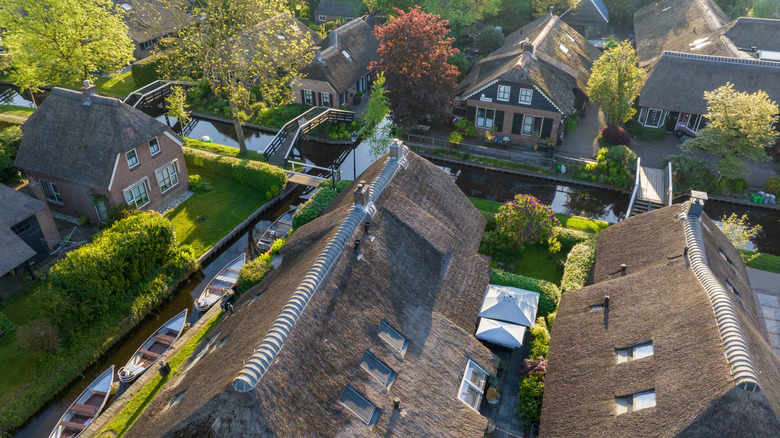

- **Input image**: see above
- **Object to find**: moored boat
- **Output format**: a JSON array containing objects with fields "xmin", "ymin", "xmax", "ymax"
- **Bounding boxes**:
[
  {"xmin": 257, "ymin": 208, "xmax": 295, "ymax": 252},
  {"xmin": 118, "ymin": 309, "xmax": 188, "ymax": 383},
  {"xmin": 49, "ymin": 365, "xmax": 114, "ymax": 438},
  {"xmin": 194, "ymin": 253, "xmax": 246, "ymax": 312}
]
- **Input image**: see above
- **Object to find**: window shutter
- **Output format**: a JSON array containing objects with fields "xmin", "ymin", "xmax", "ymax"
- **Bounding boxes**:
[
  {"xmin": 467, "ymin": 105, "xmax": 476, "ymax": 122},
  {"xmin": 495, "ymin": 111, "xmax": 505, "ymax": 132},
  {"xmin": 301, "ymin": 90, "xmax": 305, "ymax": 103}
]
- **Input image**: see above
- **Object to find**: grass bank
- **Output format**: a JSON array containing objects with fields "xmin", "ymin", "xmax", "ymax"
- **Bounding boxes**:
[
  {"xmin": 739, "ymin": 250, "xmax": 780, "ymax": 274},
  {"xmin": 0, "ymin": 105, "xmax": 35, "ymax": 118},
  {"xmin": 2, "ymin": 71, "xmax": 137, "ymax": 98},
  {"xmin": 184, "ymin": 138, "xmax": 265, "ymax": 162}
]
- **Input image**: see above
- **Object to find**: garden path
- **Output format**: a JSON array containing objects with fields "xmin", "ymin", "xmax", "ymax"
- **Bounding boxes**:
[{"xmin": 748, "ymin": 268, "xmax": 780, "ymax": 358}]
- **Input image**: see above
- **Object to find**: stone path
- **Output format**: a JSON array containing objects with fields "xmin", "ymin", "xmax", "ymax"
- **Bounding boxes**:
[
  {"xmin": 491, "ymin": 347, "xmax": 526, "ymax": 438},
  {"xmin": 747, "ymin": 268, "xmax": 780, "ymax": 357}
]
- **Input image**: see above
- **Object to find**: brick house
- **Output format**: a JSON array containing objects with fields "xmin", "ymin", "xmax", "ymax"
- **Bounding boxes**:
[
  {"xmin": 292, "ymin": 16, "xmax": 379, "ymax": 109},
  {"xmin": 454, "ymin": 13, "xmax": 601, "ymax": 145},
  {"xmin": 15, "ymin": 83, "xmax": 189, "ymax": 223}
]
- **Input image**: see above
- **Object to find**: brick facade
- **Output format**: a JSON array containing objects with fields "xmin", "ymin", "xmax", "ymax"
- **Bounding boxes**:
[{"xmin": 465, "ymin": 98, "xmax": 563, "ymax": 145}]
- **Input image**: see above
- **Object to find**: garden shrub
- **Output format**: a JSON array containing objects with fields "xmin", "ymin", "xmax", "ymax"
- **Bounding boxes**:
[
  {"xmin": 188, "ymin": 174, "xmax": 212, "ymax": 193},
  {"xmin": 528, "ymin": 316, "xmax": 550, "ymax": 359},
  {"xmin": 545, "ymin": 311, "xmax": 556, "ymax": 331},
  {"xmin": 455, "ymin": 118, "xmax": 478, "ymax": 138},
  {"xmin": 560, "ymin": 237, "xmax": 597, "ymax": 293},
  {"xmin": 186, "ymin": 80, "xmax": 212, "ymax": 105},
  {"xmin": 16, "ymin": 319, "xmax": 59, "ymax": 353},
  {"xmin": 0, "ymin": 311, "xmax": 17, "ymax": 335},
  {"xmin": 236, "ymin": 254, "xmax": 274, "ymax": 295},
  {"xmin": 448, "ymin": 131, "xmax": 463, "ymax": 144},
  {"xmin": 252, "ymin": 103, "xmax": 312, "ymax": 129},
  {"xmin": 517, "ymin": 374, "xmax": 544, "ymax": 424},
  {"xmin": 183, "ymin": 147, "xmax": 286, "ymax": 197},
  {"xmin": 765, "ymin": 176, "xmax": 780, "ymax": 196},
  {"xmin": 490, "ymin": 268, "xmax": 561, "ymax": 318},
  {"xmin": 292, "ymin": 179, "xmax": 351, "ymax": 229},
  {"xmin": 575, "ymin": 146, "xmax": 636, "ymax": 189},
  {"xmin": 665, "ymin": 155, "xmax": 717, "ymax": 195},
  {"xmin": 496, "ymin": 194, "xmax": 560, "ymax": 249},
  {"xmin": 105, "ymin": 204, "xmax": 142, "ymax": 227},
  {"xmin": 563, "ymin": 117, "xmax": 578, "ymax": 132},
  {"xmin": 600, "ymin": 125, "xmax": 631, "ymax": 146},
  {"xmin": 0, "ymin": 125, "xmax": 23, "ymax": 183},
  {"xmin": 479, "ymin": 230, "xmax": 518, "ymax": 262},
  {"xmin": 553, "ymin": 227, "xmax": 589, "ymax": 251},
  {"xmin": 130, "ymin": 53, "xmax": 162, "ymax": 87}
]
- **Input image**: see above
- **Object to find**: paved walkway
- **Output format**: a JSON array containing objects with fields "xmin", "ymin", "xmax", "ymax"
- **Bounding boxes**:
[
  {"xmin": 558, "ymin": 103, "xmax": 603, "ymax": 159},
  {"xmin": 748, "ymin": 268, "xmax": 780, "ymax": 357}
]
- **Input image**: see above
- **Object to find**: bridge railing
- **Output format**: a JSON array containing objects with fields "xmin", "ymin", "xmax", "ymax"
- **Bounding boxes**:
[
  {"xmin": 665, "ymin": 161, "xmax": 673, "ymax": 206},
  {"xmin": 264, "ymin": 108, "xmax": 356, "ymax": 162},
  {"xmin": 263, "ymin": 106, "xmax": 325, "ymax": 160},
  {"xmin": 123, "ymin": 80, "xmax": 196, "ymax": 108},
  {"xmin": 625, "ymin": 157, "xmax": 642, "ymax": 220}
]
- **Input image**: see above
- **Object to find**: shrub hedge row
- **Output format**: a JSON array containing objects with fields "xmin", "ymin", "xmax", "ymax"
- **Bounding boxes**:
[
  {"xmin": 130, "ymin": 53, "xmax": 162, "ymax": 87},
  {"xmin": 560, "ymin": 237, "xmax": 597, "ymax": 293},
  {"xmin": 183, "ymin": 147, "xmax": 287, "ymax": 199},
  {"xmin": 236, "ymin": 237, "xmax": 286, "ymax": 295},
  {"xmin": 490, "ymin": 268, "xmax": 561, "ymax": 318},
  {"xmin": 292, "ymin": 179, "xmax": 351, "ymax": 229}
]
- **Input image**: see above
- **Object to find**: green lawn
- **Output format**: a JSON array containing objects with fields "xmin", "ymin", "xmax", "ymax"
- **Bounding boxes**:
[
  {"xmin": 0, "ymin": 105, "xmax": 35, "ymax": 118},
  {"xmin": 739, "ymin": 250, "xmax": 780, "ymax": 274},
  {"xmin": 512, "ymin": 244, "xmax": 566, "ymax": 285},
  {"xmin": 165, "ymin": 171, "xmax": 269, "ymax": 256},
  {"xmin": 184, "ymin": 138, "xmax": 266, "ymax": 162},
  {"xmin": 468, "ymin": 197, "xmax": 611, "ymax": 234},
  {"xmin": 2, "ymin": 71, "xmax": 137, "ymax": 99}
]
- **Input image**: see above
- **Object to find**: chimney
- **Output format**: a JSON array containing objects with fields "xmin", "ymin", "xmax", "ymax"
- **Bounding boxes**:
[
  {"xmin": 81, "ymin": 79, "xmax": 97, "ymax": 104},
  {"xmin": 354, "ymin": 181, "xmax": 369, "ymax": 207},
  {"xmin": 393, "ymin": 397, "xmax": 401, "ymax": 409},
  {"xmin": 522, "ymin": 39, "xmax": 535, "ymax": 54},
  {"xmin": 364, "ymin": 221, "xmax": 371, "ymax": 233},
  {"xmin": 333, "ymin": 28, "xmax": 339, "ymax": 48},
  {"xmin": 314, "ymin": 47, "xmax": 323, "ymax": 63},
  {"xmin": 354, "ymin": 239, "xmax": 361, "ymax": 252},
  {"xmin": 620, "ymin": 263, "xmax": 626, "ymax": 272},
  {"xmin": 751, "ymin": 46, "xmax": 757, "ymax": 53},
  {"xmin": 389, "ymin": 139, "xmax": 403, "ymax": 159},
  {"xmin": 549, "ymin": 5, "xmax": 554, "ymax": 16},
  {"xmin": 603, "ymin": 296, "xmax": 610, "ymax": 309},
  {"xmin": 687, "ymin": 191, "xmax": 708, "ymax": 218}
]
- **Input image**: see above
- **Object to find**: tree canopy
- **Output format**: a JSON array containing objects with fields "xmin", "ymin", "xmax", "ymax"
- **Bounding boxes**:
[
  {"xmin": 586, "ymin": 41, "xmax": 645, "ymax": 127},
  {"xmin": 531, "ymin": 0, "xmax": 576, "ymax": 18},
  {"xmin": 682, "ymin": 83, "xmax": 778, "ymax": 167},
  {"xmin": 420, "ymin": 0, "xmax": 501, "ymax": 29},
  {"xmin": 360, "ymin": 73, "xmax": 394, "ymax": 160},
  {"xmin": 0, "ymin": 0, "xmax": 134, "ymax": 91},
  {"xmin": 370, "ymin": 6, "xmax": 459, "ymax": 126}
]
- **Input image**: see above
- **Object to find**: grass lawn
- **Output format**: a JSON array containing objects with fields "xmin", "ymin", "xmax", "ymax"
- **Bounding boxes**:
[
  {"xmin": 739, "ymin": 250, "xmax": 780, "ymax": 274},
  {"xmin": 0, "ymin": 105, "xmax": 35, "ymax": 118},
  {"xmin": 2, "ymin": 71, "xmax": 137, "ymax": 99},
  {"xmin": 512, "ymin": 244, "xmax": 566, "ymax": 285},
  {"xmin": 184, "ymin": 138, "xmax": 266, "ymax": 162},
  {"xmin": 468, "ymin": 197, "xmax": 611, "ymax": 234},
  {"xmin": 100, "ymin": 312, "xmax": 223, "ymax": 438},
  {"xmin": 165, "ymin": 171, "xmax": 269, "ymax": 256}
]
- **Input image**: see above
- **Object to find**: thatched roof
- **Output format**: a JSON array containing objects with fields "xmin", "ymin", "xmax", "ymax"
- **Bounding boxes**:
[
  {"xmin": 0, "ymin": 184, "xmax": 45, "ymax": 276},
  {"xmin": 638, "ymin": 51, "xmax": 780, "ymax": 114},
  {"xmin": 723, "ymin": 17, "xmax": 780, "ymax": 52},
  {"xmin": 115, "ymin": 0, "xmax": 191, "ymax": 44},
  {"xmin": 301, "ymin": 16, "xmax": 379, "ymax": 93},
  {"xmin": 14, "ymin": 87, "xmax": 170, "ymax": 190},
  {"xmin": 561, "ymin": 0, "xmax": 609, "ymax": 26},
  {"xmin": 314, "ymin": 0, "xmax": 364, "ymax": 18},
  {"xmin": 125, "ymin": 150, "xmax": 498, "ymax": 437},
  {"xmin": 455, "ymin": 15, "xmax": 601, "ymax": 115},
  {"xmin": 540, "ymin": 205, "xmax": 780, "ymax": 437}
]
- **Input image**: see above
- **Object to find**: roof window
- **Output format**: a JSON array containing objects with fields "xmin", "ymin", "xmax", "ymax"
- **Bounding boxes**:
[
  {"xmin": 216, "ymin": 335, "xmax": 230, "ymax": 348},
  {"xmin": 169, "ymin": 389, "xmax": 186, "ymax": 407},
  {"xmin": 360, "ymin": 351, "xmax": 397, "ymax": 387},
  {"xmin": 590, "ymin": 304, "xmax": 603, "ymax": 310},
  {"xmin": 339, "ymin": 385, "xmax": 380, "ymax": 426},
  {"xmin": 724, "ymin": 279, "xmax": 739, "ymax": 296},
  {"xmin": 559, "ymin": 44, "xmax": 569, "ymax": 55},
  {"xmin": 616, "ymin": 390, "xmax": 655, "ymax": 415},
  {"xmin": 566, "ymin": 33, "xmax": 575, "ymax": 42},
  {"xmin": 378, "ymin": 321, "xmax": 408, "ymax": 355},
  {"xmin": 120, "ymin": 3, "xmax": 133, "ymax": 11},
  {"xmin": 718, "ymin": 249, "xmax": 735, "ymax": 267},
  {"xmin": 616, "ymin": 342, "xmax": 653, "ymax": 363},
  {"xmin": 342, "ymin": 50, "xmax": 354, "ymax": 62},
  {"xmin": 458, "ymin": 359, "xmax": 488, "ymax": 411}
]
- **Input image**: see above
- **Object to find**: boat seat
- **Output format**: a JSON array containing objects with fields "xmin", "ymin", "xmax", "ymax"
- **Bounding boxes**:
[
  {"xmin": 71, "ymin": 402, "xmax": 99, "ymax": 416},
  {"xmin": 90, "ymin": 390, "xmax": 107, "ymax": 396},
  {"xmin": 207, "ymin": 285, "xmax": 225, "ymax": 292},
  {"xmin": 60, "ymin": 420, "xmax": 87, "ymax": 430},
  {"xmin": 139, "ymin": 348, "xmax": 161, "ymax": 359},
  {"xmin": 154, "ymin": 333, "xmax": 176, "ymax": 344},
  {"xmin": 215, "ymin": 275, "xmax": 236, "ymax": 284},
  {"xmin": 226, "ymin": 268, "xmax": 241, "ymax": 274}
]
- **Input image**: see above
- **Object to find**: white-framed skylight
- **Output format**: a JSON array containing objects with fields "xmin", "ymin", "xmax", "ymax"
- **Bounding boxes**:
[
  {"xmin": 342, "ymin": 50, "xmax": 354, "ymax": 62},
  {"xmin": 458, "ymin": 359, "xmax": 488, "ymax": 411},
  {"xmin": 360, "ymin": 351, "xmax": 396, "ymax": 388},
  {"xmin": 339, "ymin": 385, "xmax": 380, "ymax": 426},
  {"xmin": 559, "ymin": 44, "xmax": 569, "ymax": 55},
  {"xmin": 616, "ymin": 342, "xmax": 654, "ymax": 363},
  {"xmin": 616, "ymin": 390, "xmax": 656, "ymax": 414},
  {"xmin": 120, "ymin": 2, "xmax": 133, "ymax": 11},
  {"xmin": 378, "ymin": 320, "xmax": 408, "ymax": 355}
]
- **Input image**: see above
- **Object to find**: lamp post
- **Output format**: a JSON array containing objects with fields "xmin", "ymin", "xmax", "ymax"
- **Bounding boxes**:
[{"xmin": 351, "ymin": 132, "xmax": 358, "ymax": 179}]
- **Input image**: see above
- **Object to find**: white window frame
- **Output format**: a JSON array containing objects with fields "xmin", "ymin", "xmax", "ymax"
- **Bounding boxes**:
[
  {"xmin": 321, "ymin": 92, "xmax": 330, "ymax": 107},
  {"xmin": 616, "ymin": 342, "xmax": 654, "ymax": 363},
  {"xmin": 616, "ymin": 391, "xmax": 656, "ymax": 415},
  {"xmin": 126, "ymin": 148, "xmax": 139, "ymax": 168},
  {"xmin": 124, "ymin": 179, "xmax": 150, "ymax": 208},
  {"xmin": 40, "ymin": 180, "xmax": 63, "ymax": 204},
  {"xmin": 303, "ymin": 89, "xmax": 313, "ymax": 105},
  {"xmin": 641, "ymin": 108, "xmax": 665, "ymax": 128},
  {"xmin": 522, "ymin": 114, "xmax": 543, "ymax": 136},
  {"xmin": 519, "ymin": 88, "xmax": 533, "ymax": 105},
  {"xmin": 475, "ymin": 107, "xmax": 495, "ymax": 128},
  {"xmin": 497, "ymin": 85, "xmax": 511, "ymax": 102},
  {"xmin": 155, "ymin": 160, "xmax": 179, "ymax": 194},
  {"xmin": 458, "ymin": 359, "xmax": 488, "ymax": 411},
  {"xmin": 318, "ymin": 15, "xmax": 327, "ymax": 22},
  {"xmin": 148, "ymin": 137, "xmax": 161, "ymax": 156}
]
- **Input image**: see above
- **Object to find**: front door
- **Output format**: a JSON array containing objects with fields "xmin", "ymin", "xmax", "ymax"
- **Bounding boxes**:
[{"xmin": 666, "ymin": 112, "xmax": 680, "ymax": 132}]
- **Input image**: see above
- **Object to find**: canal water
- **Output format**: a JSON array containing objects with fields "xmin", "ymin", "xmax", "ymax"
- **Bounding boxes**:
[{"xmin": 4, "ymin": 83, "xmax": 779, "ymax": 436}]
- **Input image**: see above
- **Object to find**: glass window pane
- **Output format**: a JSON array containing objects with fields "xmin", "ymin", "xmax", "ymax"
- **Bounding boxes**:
[
  {"xmin": 458, "ymin": 380, "xmax": 481, "ymax": 410},
  {"xmin": 634, "ymin": 391, "xmax": 656, "ymax": 410},
  {"xmin": 466, "ymin": 360, "xmax": 487, "ymax": 389},
  {"xmin": 149, "ymin": 138, "xmax": 160, "ymax": 154},
  {"xmin": 634, "ymin": 343, "xmax": 654, "ymax": 359}
]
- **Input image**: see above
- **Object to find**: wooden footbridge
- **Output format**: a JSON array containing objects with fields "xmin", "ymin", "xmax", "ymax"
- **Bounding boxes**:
[
  {"xmin": 626, "ymin": 158, "xmax": 673, "ymax": 218},
  {"xmin": 264, "ymin": 107, "xmax": 354, "ymax": 168},
  {"xmin": 124, "ymin": 80, "xmax": 196, "ymax": 109}
]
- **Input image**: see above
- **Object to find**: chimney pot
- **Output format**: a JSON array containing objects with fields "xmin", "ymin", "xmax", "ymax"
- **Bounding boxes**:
[
  {"xmin": 604, "ymin": 296, "xmax": 610, "ymax": 308},
  {"xmin": 364, "ymin": 221, "xmax": 371, "ymax": 233},
  {"xmin": 389, "ymin": 139, "xmax": 403, "ymax": 159},
  {"xmin": 353, "ymin": 183, "xmax": 369, "ymax": 207},
  {"xmin": 620, "ymin": 263, "xmax": 626, "ymax": 271},
  {"xmin": 687, "ymin": 191, "xmax": 708, "ymax": 218},
  {"xmin": 81, "ymin": 79, "xmax": 97, "ymax": 104},
  {"xmin": 393, "ymin": 398, "xmax": 401, "ymax": 409},
  {"xmin": 549, "ymin": 5, "xmax": 554, "ymax": 15},
  {"xmin": 354, "ymin": 239, "xmax": 361, "ymax": 252}
]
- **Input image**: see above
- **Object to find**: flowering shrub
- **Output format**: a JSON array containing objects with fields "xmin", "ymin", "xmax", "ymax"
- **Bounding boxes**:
[{"xmin": 496, "ymin": 194, "xmax": 560, "ymax": 249}]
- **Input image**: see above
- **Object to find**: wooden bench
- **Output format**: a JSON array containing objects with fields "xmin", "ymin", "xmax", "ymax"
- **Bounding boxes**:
[
  {"xmin": 70, "ymin": 402, "xmax": 99, "ymax": 416},
  {"xmin": 154, "ymin": 333, "xmax": 176, "ymax": 344},
  {"xmin": 60, "ymin": 420, "xmax": 87, "ymax": 430},
  {"xmin": 226, "ymin": 268, "xmax": 241, "ymax": 274},
  {"xmin": 138, "ymin": 348, "xmax": 161, "ymax": 359}
]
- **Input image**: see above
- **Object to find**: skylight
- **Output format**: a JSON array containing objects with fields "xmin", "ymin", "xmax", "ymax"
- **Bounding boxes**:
[
  {"xmin": 360, "ymin": 351, "xmax": 396, "ymax": 387},
  {"xmin": 342, "ymin": 50, "xmax": 354, "ymax": 62},
  {"xmin": 378, "ymin": 321, "xmax": 408, "ymax": 355},
  {"xmin": 216, "ymin": 336, "xmax": 229, "ymax": 348},
  {"xmin": 339, "ymin": 386, "xmax": 380, "ymax": 426},
  {"xmin": 559, "ymin": 44, "xmax": 569, "ymax": 55},
  {"xmin": 120, "ymin": 2, "xmax": 133, "ymax": 11},
  {"xmin": 458, "ymin": 359, "xmax": 488, "ymax": 411},
  {"xmin": 616, "ymin": 342, "xmax": 654, "ymax": 363},
  {"xmin": 566, "ymin": 33, "xmax": 575, "ymax": 42},
  {"xmin": 718, "ymin": 249, "xmax": 735, "ymax": 267},
  {"xmin": 616, "ymin": 390, "xmax": 655, "ymax": 414},
  {"xmin": 689, "ymin": 37, "xmax": 711, "ymax": 50},
  {"xmin": 169, "ymin": 390, "xmax": 186, "ymax": 407}
]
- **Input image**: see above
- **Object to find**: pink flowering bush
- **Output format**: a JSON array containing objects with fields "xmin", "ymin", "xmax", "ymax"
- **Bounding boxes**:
[{"xmin": 496, "ymin": 194, "xmax": 560, "ymax": 249}]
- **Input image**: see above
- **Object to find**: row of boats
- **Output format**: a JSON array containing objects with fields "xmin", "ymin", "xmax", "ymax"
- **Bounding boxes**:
[{"xmin": 49, "ymin": 208, "xmax": 296, "ymax": 438}]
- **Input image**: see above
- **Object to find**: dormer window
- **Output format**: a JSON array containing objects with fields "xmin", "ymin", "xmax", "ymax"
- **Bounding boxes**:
[
  {"xmin": 616, "ymin": 342, "xmax": 653, "ymax": 363},
  {"xmin": 519, "ymin": 88, "xmax": 533, "ymax": 104},
  {"xmin": 126, "ymin": 149, "xmax": 139, "ymax": 168},
  {"xmin": 149, "ymin": 137, "xmax": 160, "ymax": 155},
  {"xmin": 616, "ymin": 390, "xmax": 655, "ymax": 414},
  {"xmin": 169, "ymin": 389, "xmax": 186, "ymax": 407},
  {"xmin": 497, "ymin": 85, "xmax": 511, "ymax": 102},
  {"xmin": 724, "ymin": 279, "xmax": 739, "ymax": 296}
]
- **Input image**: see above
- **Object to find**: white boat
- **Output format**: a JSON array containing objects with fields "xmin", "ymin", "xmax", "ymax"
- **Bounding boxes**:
[
  {"xmin": 118, "ymin": 309, "xmax": 187, "ymax": 383},
  {"xmin": 257, "ymin": 208, "xmax": 294, "ymax": 252},
  {"xmin": 49, "ymin": 365, "xmax": 114, "ymax": 438},
  {"xmin": 195, "ymin": 253, "xmax": 246, "ymax": 312}
]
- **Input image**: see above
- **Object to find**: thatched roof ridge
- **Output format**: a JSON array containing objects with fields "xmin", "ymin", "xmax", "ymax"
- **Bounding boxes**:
[
  {"xmin": 455, "ymin": 15, "xmax": 601, "ymax": 115},
  {"xmin": 540, "ymin": 205, "xmax": 780, "ymax": 437},
  {"xmin": 126, "ymin": 151, "xmax": 498, "ymax": 437},
  {"xmin": 0, "ymin": 184, "xmax": 45, "ymax": 276},
  {"xmin": 638, "ymin": 51, "xmax": 780, "ymax": 114},
  {"xmin": 14, "ymin": 87, "xmax": 170, "ymax": 189}
]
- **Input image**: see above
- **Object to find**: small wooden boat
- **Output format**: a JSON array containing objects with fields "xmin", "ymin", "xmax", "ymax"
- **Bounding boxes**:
[
  {"xmin": 257, "ymin": 208, "xmax": 295, "ymax": 252},
  {"xmin": 49, "ymin": 365, "xmax": 114, "ymax": 438},
  {"xmin": 195, "ymin": 253, "xmax": 246, "ymax": 312},
  {"xmin": 118, "ymin": 309, "xmax": 187, "ymax": 383}
]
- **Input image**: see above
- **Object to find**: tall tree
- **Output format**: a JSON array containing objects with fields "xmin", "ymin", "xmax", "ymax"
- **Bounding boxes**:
[
  {"xmin": 420, "ymin": 0, "xmax": 501, "ymax": 29},
  {"xmin": 682, "ymin": 83, "xmax": 778, "ymax": 173},
  {"xmin": 531, "ymin": 0, "xmax": 576, "ymax": 18},
  {"xmin": 363, "ymin": 0, "xmax": 414, "ymax": 15},
  {"xmin": 586, "ymin": 41, "xmax": 645, "ymax": 127},
  {"xmin": 360, "ymin": 73, "xmax": 393, "ymax": 160},
  {"xmin": 159, "ymin": 1, "xmax": 313, "ymax": 153},
  {"xmin": 0, "ymin": 0, "xmax": 134, "ymax": 95},
  {"xmin": 165, "ymin": 86, "xmax": 190, "ymax": 136},
  {"xmin": 370, "ymin": 6, "xmax": 459, "ymax": 126}
]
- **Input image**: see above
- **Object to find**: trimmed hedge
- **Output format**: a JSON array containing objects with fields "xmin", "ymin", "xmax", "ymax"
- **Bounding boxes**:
[
  {"xmin": 292, "ymin": 179, "xmax": 351, "ymax": 229},
  {"xmin": 183, "ymin": 147, "xmax": 286, "ymax": 198},
  {"xmin": 553, "ymin": 226, "xmax": 589, "ymax": 251},
  {"xmin": 490, "ymin": 268, "xmax": 561, "ymax": 318},
  {"xmin": 235, "ymin": 237, "xmax": 286, "ymax": 295},
  {"xmin": 560, "ymin": 237, "xmax": 597, "ymax": 293},
  {"xmin": 517, "ymin": 374, "xmax": 544, "ymax": 424},
  {"xmin": 130, "ymin": 53, "xmax": 162, "ymax": 87},
  {"xmin": 528, "ymin": 316, "xmax": 550, "ymax": 359}
]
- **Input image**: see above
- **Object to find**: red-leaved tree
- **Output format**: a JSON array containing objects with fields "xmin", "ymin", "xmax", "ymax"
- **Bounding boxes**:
[{"xmin": 369, "ymin": 6, "xmax": 459, "ymax": 126}]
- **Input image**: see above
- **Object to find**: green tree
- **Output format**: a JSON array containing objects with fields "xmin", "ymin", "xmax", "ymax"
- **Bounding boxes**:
[
  {"xmin": 531, "ymin": 0, "xmax": 576, "ymax": 18},
  {"xmin": 448, "ymin": 52, "xmax": 472, "ymax": 82},
  {"xmin": 717, "ymin": 213, "xmax": 762, "ymax": 249},
  {"xmin": 360, "ymin": 73, "xmax": 394, "ymax": 160},
  {"xmin": 420, "ymin": 0, "xmax": 501, "ymax": 29},
  {"xmin": 166, "ymin": 86, "xmax": 190, "ymax": 136},
  {"xmin": 363, "ymin": 0, "xmax": 414, "ymax": 15},
  {"xmin": 0, "ymin": 0, "xmax": 134, "ymax": 95},
  {"xmin": 159, "ymin": 1, "xmax": 313, "ymax": 154},
  {"xmin": 586, "ymin": 41, "xmax": 645, "ymax": 127},
  {"xmin": 496, "ymin": 194, "xmax": 560, "ymax": 249},
  {"xmin": 682, "ymin": 83, "xmax": 778, "ymax": 174},
  {"xmin": 476, "ymin": 26, "xmax": 505, "ymax": 55}
]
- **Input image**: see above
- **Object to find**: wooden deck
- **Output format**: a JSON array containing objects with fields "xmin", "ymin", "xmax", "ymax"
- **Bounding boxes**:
[{"xmin": 638, "ymin": 166, "xmax": 665, "ymax": 203}]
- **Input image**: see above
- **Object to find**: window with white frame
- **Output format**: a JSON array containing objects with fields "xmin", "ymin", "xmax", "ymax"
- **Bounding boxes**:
[
  {"xmin": 40, "ymin": 180, "xmax": 62, "ymax": 203},
  {"xmin": 476, "ymin": 107, "xmax": 495, "ymax": 128},
  {"xmin": 616, "ymin": 342, "xmax": 654, "ymax": 363},
  {"xmin": 318, "ymin": 15, "xmax": 326, "ymax": 22},
  {"xmin": 639, "ymin": 108, "xmax": 665, "ymax": 128},
  {"xmin": 320, "ymin": 92, "xmax": 330, "ymax": 107},
  {"xmin": 124, "ymin": 180, "xmax": 150, "ymax": 208},
  {"xmin": 126, "ymin": 149, "xmax": 139, "ymax": 168},
  {"xmin": 156, "ymin": 161, "xmax": 179, "ymax": 193},
  {"xmin": 616, "ymin": 390, "xmax": 656, "ymax": 415},
  {"xmin": 149, "ymin": 137, "xmax": 160, "ymax": 155},
  {"xmin": 522, "ymin": 114, "xmax": 542, "ymax": 136},
  {"xmin": 497, "ymin": 85, "xmax": 511, "ymax": 101},
  {"xmin": 458, "ymin": 359, "xmax": 488, "ymax": 411},
  {"xmin": 519, "ymin": 88, "xmax": 533, "ymax": 104},
  {"xmin": 303, "ymin": 89, "xmax": 313, "ymax": 105}
]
